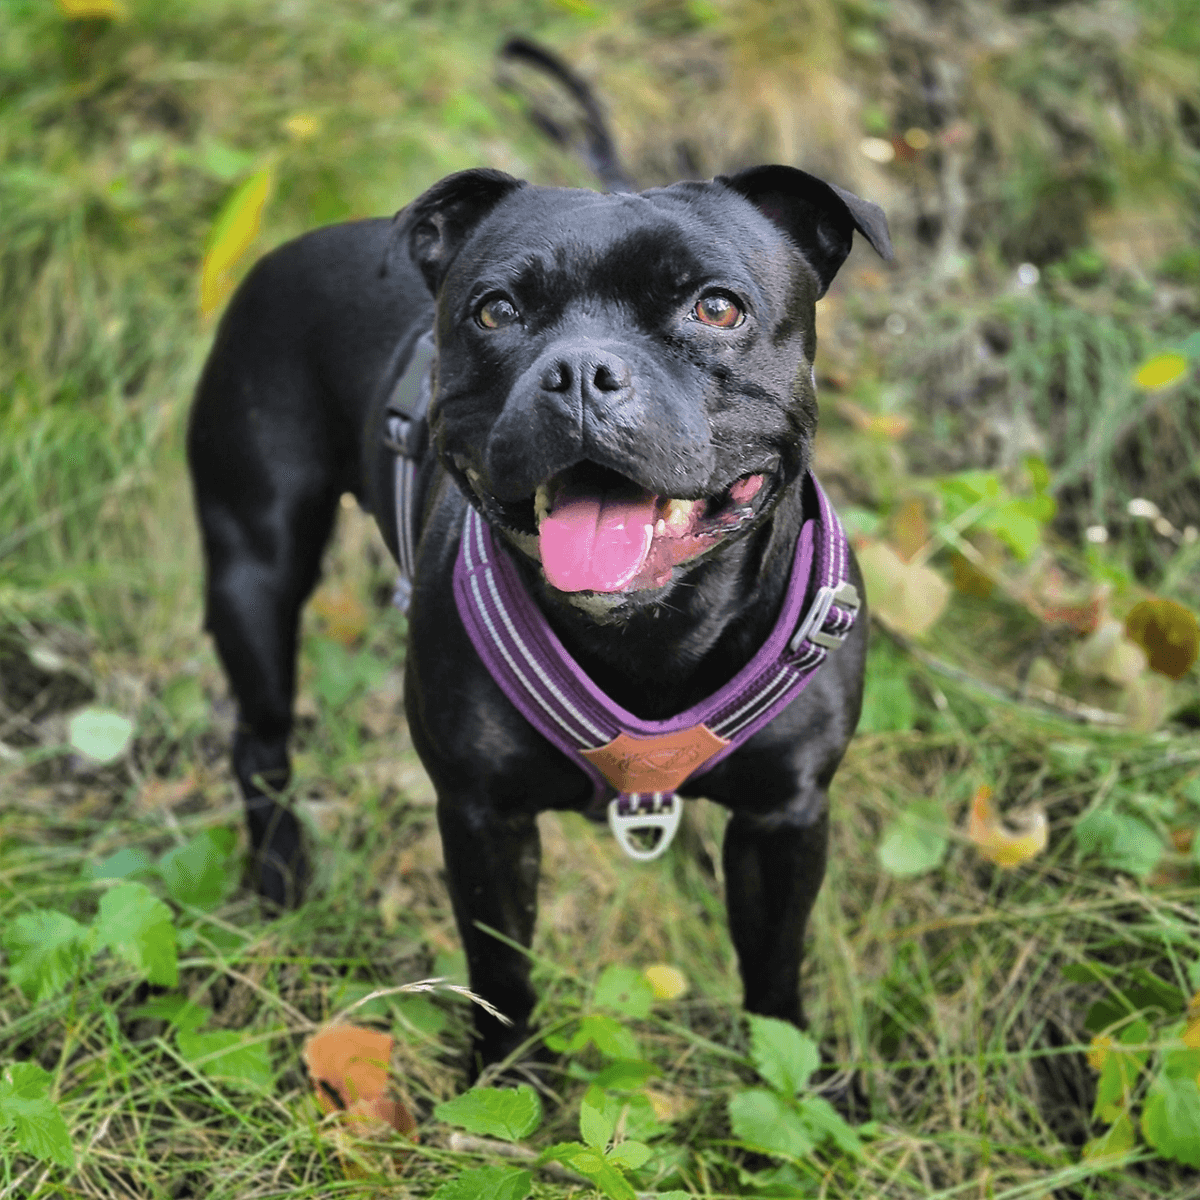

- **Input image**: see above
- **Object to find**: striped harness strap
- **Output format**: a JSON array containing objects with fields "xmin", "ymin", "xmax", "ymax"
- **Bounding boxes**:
[
  {"xmin": 384, "ymin": 332, "xmax": 437, "ymax": 615},
  {"xmin": 451, "ymin": 471, "xmax": 859, "ymax": 861}
]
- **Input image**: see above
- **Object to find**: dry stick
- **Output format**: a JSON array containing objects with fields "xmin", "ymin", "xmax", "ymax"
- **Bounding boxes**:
[{"xmin": 879, "ymin": 621, "xmax": 1125, "ymax": 727}]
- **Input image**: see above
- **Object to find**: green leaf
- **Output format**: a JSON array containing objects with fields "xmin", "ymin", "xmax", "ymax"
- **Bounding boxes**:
[
  {"xmin": 157, "ymin": 828, "xmax": 238, "ymax": 910},
  {"xmin": 86, "ymin": 846, "xmax": 155, "ymax": 881},
  {"xmin": 176, "ymin": 1029, "xmax": 274, "ymax": 1091},
  {"xmin": 1075, "ymin": 808, "xmax": 1163, "ymax": 878},
  {"xmin": 538, "ymin": 1142, "xmax": 637, "ymax": 1200},
  {"xmin": 93, "ymin": 882, "xmax": 177, "ymax": 986},
  {"xmin": 2, "ymin": 910, "xmax": 88, "ymax": 1001},
  {"xmin": 590, "ymin": 1060, "xmax": 660, "ymax": 1090},
  {"xmin": 878, "ymin": 800, "xmax": 948, "ymax": 877},
  {"xmin": 747, "ymin": 1015, "xmax": 820, "ymax": 1096},
  {"xmin": 434, "ymin": 1085, "xmax": 542, "ymax": 1142},
  {"xmin": 67, "ymin": 706, "xmax": 134, "ymax": 763},
  {"xmin": 580, "ymin": 1089, "xmax": 615, "ymax": 1149},
  {"xmin": 728, "ymin": 1088, "xmax": 814, "ymax": 1159},
  {"xmin": 129, "ymin": 994, "xmax": 211, "ymax": 1034},
  {"xmin": 431, "ymin": 1166, "xmax": 532, "ymax": 1200},
  {"xmin": 0, "ymin": 1062, "xmax": 75, "ymax": 1169},
  {"xmin": 308, "ymin": 637, "xmax": 387, "ymax": 709},
  {"xmin": 593, "ymin": 964, "xmax": 654, "ymax": 1019},
  {"xmin": 607, "ymin": 1139, "xmax": 652, "ymax": 1170},
  {"xmin": 797, "ymin": 1095, "xmax": 864, "ymax": 1158},
  {"xmin": 563, "ymin": 1014, "xmax": 642, "ymax": 1061},
  {"xmin": 1141, "ymin": 1066, "xmax": 1200, "ymax": 1167},
  {"xmin": 1093, "ymin": 1020, "xmax": 1148, "ymax": 1120}
]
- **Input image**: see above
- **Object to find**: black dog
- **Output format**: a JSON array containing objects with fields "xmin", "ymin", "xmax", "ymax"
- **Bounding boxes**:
[{"xmin": 188, "ymin": 163, "xmax": 891, "ymax": 1067}]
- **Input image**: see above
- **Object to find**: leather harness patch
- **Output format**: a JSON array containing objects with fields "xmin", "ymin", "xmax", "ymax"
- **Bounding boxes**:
[{"xmin": 581, "ymin": 724, "xmax": 729, "ymax": 795}]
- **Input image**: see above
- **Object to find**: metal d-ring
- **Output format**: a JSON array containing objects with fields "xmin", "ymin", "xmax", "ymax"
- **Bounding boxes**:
[{"xmin": 607, "ymin": 792, "xmax": 682, "ymax": 862}]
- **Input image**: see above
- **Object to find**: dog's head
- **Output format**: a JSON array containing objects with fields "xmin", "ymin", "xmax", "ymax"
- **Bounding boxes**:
[{"xmin": 394, "ymin": 166, "xmax": 891, "ymax": 614}]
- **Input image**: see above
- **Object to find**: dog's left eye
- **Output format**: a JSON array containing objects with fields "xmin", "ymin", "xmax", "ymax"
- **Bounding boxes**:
[
  {"xmin": 692, "ymin": 292, "xmax": 744, "ymax": 329},
  {"xmin": 476, "ymin": 296, "xmax": 520, "ymax": 329}
]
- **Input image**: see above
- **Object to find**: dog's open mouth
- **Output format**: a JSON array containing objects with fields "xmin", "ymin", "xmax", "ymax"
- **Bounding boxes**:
[{"xmin": 514, "ymin": 462, "xmax": 771, "ymax": 594}]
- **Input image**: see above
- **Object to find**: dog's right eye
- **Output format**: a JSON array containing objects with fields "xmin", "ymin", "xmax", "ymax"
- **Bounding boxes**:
[{"xmin": 476, "ymin": 296, "xmax": 520, "ymax": 329}]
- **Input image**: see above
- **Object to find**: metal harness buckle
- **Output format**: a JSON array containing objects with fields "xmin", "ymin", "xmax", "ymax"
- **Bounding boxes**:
[
  {"xmin": 607, "ymin": 793, "xmax": 682, "ymax": 862},
  {"xmin": 788, "ymin": 581, "xmax": 860, "ymax": 654}
]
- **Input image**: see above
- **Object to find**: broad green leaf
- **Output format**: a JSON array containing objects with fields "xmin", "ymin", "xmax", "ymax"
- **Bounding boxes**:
[
  {"xmin": 176, "ymin": 1029, "xmax": 274, "ymax": 1091},
  {"xmin": 129, "ymin": 995, "xmax": 211, "ymax": 1034},
  {"xmin": 1075, "ymin": 808, "xmax": 1163, "ymax": 879},
  {"xmin": 563, "ymin": 1014, "xmax": 642, "ymax": 1061},
  {"xmin": 593, "ymin": 964, "xmax": 654, "ymax": 1019},
  {"xmin": 157, "ymin": 828, "xmax": 238, "ymax": 910},
  {"xmin": 797, "ymin": 1094, "xmax": 864, "ymax": 1158},
  {"xmin": 0, "ymin": 1062, "xmax": 75, "ymax": 1169},
  {"xmin": 1093, "ymin": 1020, "xmax": 1148, "ymax": 1120},
  {"xmin": 580, "ymin": 1089, "xmax": 615, "ymax": 1149},
  {"xmin": 434, "ymin": 1085, "xmax": 542, "ymax": 1142},
  {"xmin": 94, "ymin": 882, "xmax": 177, "ymax": 986},
  {"xmin": 607, "ymin": 1139, "xmax": 652, "ymax": 1170},
  {"xmin": 747, "ymin": 1015, "xmax": 820, "ymax": 1096},
  {"xmin": 2, "ymin": 910, "xmax": 87, "ymax": 1001},
  {"xmin": 590, "ymin": 1061, "xmax": 660, "ymax": 1090},
  {"xmin": 1083, "ymin": 1110, "xmax": 1136, "ymax": 1162},
  {"xmin": 728, "ymin": 1088, "xmax": 814, "ymax": 1159},
  {"xmin": 538, "ymin": 1143, "xmax": 636, "ymax": 1200},
  {"xmin": 67, "ymin": 707, "xmax": 134, "ymax": 764},
  {"xmin": 86, "ymin": 846, "xmax": 155, "ymax": 881},
  {"xmin": 431, "ymin": 1166, "xmax": 532, "ymax": 1200},
  {"xmin": 1141, "ymin": 1065, "xmax": 1200, "ymax": 1167},
  {"xmin": 878, "ymin": 801, "xmax": 948, "ymax": 877}
]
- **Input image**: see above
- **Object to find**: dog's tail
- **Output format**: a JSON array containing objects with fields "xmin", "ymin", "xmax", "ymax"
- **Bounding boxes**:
[{"xmin": 497, "ymin": 35, "xmax": 635, "ymax": 194}]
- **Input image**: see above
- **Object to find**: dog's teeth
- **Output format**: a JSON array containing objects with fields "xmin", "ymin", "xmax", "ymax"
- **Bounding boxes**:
[
  {"xmin": 534, "ymin": 484, "xmax": 550, "ymax": 524},
  {"xmin": 655, "ymin": 519, "xmax": 667, "ymax": 537},
  {"xmin": 663, "ymin": 499, "xmax": 695, "ymax": 531}
]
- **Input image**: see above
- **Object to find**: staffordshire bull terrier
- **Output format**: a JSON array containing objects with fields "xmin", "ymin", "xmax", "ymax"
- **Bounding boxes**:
[{"xmin": 188, "ymin": 163, "xmax": 892, "ymax": 1067}]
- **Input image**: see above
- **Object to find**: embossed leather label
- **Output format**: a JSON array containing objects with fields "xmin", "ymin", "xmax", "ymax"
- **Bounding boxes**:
[{"xmin": 581, "ymin": 725, "xmax": 729, "ymax": 794}]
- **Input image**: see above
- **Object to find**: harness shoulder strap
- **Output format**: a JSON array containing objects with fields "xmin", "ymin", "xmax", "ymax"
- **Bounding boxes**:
[{"xmin": 384, "ymin": 332, "xmax": 436, "ymax": 613}]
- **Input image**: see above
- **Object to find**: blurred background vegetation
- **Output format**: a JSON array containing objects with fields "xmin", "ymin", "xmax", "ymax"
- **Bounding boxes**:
[{"xmin": 2, "ymin": 0, "xmax": 1200, "ymax": 1196}]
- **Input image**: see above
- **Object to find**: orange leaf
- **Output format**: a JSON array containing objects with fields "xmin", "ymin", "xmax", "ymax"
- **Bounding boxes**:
[
  {"xmin": 1124, "ymin": 598, "xmax": 1199, "ymax": 680},
  {"xmin": 966, "ymin": 784, "xmax": 1047, "ymax": 869},
  {"xmin": 301, "ymin": 1024, "xmax": 415, "ymax": 1137}
]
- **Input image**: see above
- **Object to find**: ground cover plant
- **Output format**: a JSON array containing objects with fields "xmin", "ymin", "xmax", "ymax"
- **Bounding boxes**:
[{"xmin": 2, "ymin": 0, "xmax": 1199, "ymax": 1196}]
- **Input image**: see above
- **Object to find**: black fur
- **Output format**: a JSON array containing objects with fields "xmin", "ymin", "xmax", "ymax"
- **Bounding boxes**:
[{"xmin": 188, "ymin": 165, "xmax": 892, "ymax": 1067}]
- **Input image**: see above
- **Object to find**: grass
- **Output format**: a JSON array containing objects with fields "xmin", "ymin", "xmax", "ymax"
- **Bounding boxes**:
[{"xmin": 4, "ymin": 0, "xmax": 1200, "ymax": 1196}]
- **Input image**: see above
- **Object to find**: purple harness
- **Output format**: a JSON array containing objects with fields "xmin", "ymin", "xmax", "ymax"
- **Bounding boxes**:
[{"xmin": 451, "ymin": 474, "xmax": 859, "ymax": 860}]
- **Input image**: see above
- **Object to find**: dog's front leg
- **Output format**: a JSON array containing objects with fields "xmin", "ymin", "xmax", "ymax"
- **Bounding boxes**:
[
  {"xmin": 722, "ymin": 803, "xmax": 830, "ymax": 1029},
  {"xmin": 436, "ymin": 797, "xmax": 541, "ymax": 1069}
]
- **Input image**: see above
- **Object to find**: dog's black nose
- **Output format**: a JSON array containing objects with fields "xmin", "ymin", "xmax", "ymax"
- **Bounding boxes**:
[{"xmin": 540, "ymin": 351, "xmax": 632, "ymax": 398}]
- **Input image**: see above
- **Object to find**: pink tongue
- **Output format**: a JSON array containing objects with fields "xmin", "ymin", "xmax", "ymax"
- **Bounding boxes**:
[{"xmin": 540, "ymin": 491, "xmax": 657, "ymax": 592}]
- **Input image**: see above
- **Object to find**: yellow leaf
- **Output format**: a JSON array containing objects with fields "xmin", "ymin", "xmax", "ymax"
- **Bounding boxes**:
[
  {"xmin": 1124, "ymin": 598, "xmax": 1199, "ymax": 680},
  {"xmin": 1133, "ymin": 351, "xmax": 1189, "ymax": 391},
  {"xmin": 1088, "ymin": 1034, "xmax": 1113, "ymax": 1072},
  {"xmin": 966, "ymin": 784, "xmax": 1047, "ymax": 869},
  {"xmin": 643, "ymin": 964, "xmax": 688, "ymax": 1002},
  {"xmin": 58, "ymin": 0, "xmax": 124, "ymax": 18},
  {"xmin": 200, "ymin": 167, "xmax": 274, "ymax": 318},
  {"xmin": 889, "ymin": 497, "xmax": 928, "ymax": 563},
  {"xmin": 856, "ymin": 539, "xmax": 949, "ymax": 638},
  {"xmin": 284, "ymin": 113, "xmax": 321, "ymax": 141},
  {"xmin": 1183, "ymin": 990, "xmax": 1200, "ymax": 1051}
]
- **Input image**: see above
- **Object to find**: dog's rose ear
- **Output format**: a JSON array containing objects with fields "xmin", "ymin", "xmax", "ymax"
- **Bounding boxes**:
[
  {"xmin": 717, "ymin": 165, "xmax": 893, "ymax": 297},
  {"xmin": 389, "ymin": 169, "xmax": 526, "ymax": 294}
]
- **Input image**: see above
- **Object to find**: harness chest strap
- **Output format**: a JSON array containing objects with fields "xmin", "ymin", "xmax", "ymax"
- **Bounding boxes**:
[{"xmin": 451, "ymin": 473, "xmax": 860, "ymax": 861}]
